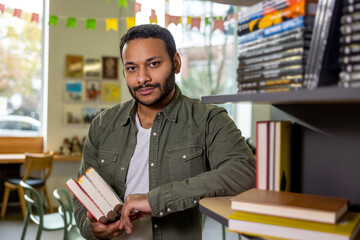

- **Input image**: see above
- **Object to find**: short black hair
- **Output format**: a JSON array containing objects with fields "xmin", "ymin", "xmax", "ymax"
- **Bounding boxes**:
[{"xmin": 119, "ymin": 24, "xmax": 177, "ymax": 62}]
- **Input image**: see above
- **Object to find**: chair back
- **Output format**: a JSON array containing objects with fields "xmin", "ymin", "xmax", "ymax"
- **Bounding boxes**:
[
  {"xmin": 22, "ymin": 152, "xmax": 54, "ymax": 181},
  {"xmin": 19, "ymin": 180, "xmax": 44, "ymax": 224},
  {"xmin": 53, "ymin": 189, "xmax": 74, "ymax": 231}
]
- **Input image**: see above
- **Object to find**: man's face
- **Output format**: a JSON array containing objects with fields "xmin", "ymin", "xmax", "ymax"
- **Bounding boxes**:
[{"xmin": 122, "ymin": 38, "xmax": 180, "ymax": 106}]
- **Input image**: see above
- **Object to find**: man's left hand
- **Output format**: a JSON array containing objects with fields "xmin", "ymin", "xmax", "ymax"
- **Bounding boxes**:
[{"xmin": 119, "ymin": 194, "xmax": 152, "ymax": 234}]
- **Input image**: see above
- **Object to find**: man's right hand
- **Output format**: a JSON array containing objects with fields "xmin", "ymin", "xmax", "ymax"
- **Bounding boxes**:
[{"xmin": 87, "ymin": 212, "xmax": 125, "ymax": 239}]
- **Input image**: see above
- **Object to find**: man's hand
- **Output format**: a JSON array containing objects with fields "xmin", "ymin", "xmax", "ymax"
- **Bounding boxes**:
[
  {"xmin": 87, "ymin": 212, "xmax": 124, "ymax": 239},
  {"xmin": 119, "ymin": 194, "xmax": 152, "ymax": 234}
]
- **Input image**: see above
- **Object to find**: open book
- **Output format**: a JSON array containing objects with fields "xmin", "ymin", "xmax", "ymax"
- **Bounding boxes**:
[{"xmin": 66, "ymin": 167, "xmax": 123, "ymax": 224}]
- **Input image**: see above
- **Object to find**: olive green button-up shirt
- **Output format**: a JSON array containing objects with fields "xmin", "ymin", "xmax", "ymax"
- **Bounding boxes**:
[{"xmin": 73, "ymin": 85, "xmax": 255, "ymax": 240}]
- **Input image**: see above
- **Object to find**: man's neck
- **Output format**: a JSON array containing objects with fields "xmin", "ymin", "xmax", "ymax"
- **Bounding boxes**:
[{"xmin": 136, "ymin": 88, "xmax": 175, "ymax": 129}]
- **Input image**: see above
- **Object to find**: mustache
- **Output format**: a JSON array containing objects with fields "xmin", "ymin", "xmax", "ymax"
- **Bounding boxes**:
[{"xmin": 133, "ymin": 83, "xmax": 160, "ymax": 92}]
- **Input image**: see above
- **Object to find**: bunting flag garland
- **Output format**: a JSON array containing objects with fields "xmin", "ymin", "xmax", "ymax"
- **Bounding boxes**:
[
  {"xmin": 0, "ymin": 1, "xmax": 230, "ymax": 34},
  {"xmin": 13, "ymin": 8, "xmax": 21, "ymax": 18},
  {"xmin": 49, "ymin": 15, "xmax": 58, "ymax": 26},
  {"xmin": 190, "ymin": 17, "xmax": 201, "ymax": 30},
  {"xmin": 149, "ymin": 9, "xmax": 157, "ymax": 24},
  {"xmin": 126, "ymin": 16, "xmax": 136, "ymax": 29},
  {"xmin": 118, "ymin": 0, "xmax": 128, "ymax": 9},
  {"xmin": 212, "ymin": 19, "xmax": 225, "ymax": 32},
  {"xmin": 31, "ymin": 13, "xmax": 39, "ymax": 24},
  {"xmin": 135, "ymin": 2, "xmax": 141, "ymax": 14},
  {"xmin": 0, "ymin": 4, "xmax": 4, "ymax": 15},
  {"xmin": 86, "ymin": 19, "xmax": 96, "ymax": 30},
  {"xmin": 106, "ymin": 18, "xmax": 118, "ymax": 31},
  {"xmin": 66, "ymin": 17, "xmax": 77, "ymax": 28}
]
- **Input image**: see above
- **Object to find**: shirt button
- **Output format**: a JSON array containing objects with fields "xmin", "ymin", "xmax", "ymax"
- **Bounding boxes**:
[
  {"xmin": 153, "ymin": 132, "xmax": 157, "ymax": 136},
  {"xmin": 150, "ymin": 163, "xmax": 154, "ymax": 167},
  {"xmin": 120, "ymin": 167, "xmax": 125, "ymax": 171},
  {"xmin": 159, "ymin": 212, "xmax": 163, "ymax": 217},
  {"xmin": 101, "ymin": 159, "xmax": 105, "ymax": 163},
  {"xmin": 194, "ymin": 200, "xmax": 197, "ymax": 204},
  {"xmin": 182, "ymin": 155, "xmax": 186, "ymax": 159},
  {"xmin": 154, "ymin": 224, "xmax": 158, "ymax": 228},
  {"xmin": 167, "ymin": 208, "xmax": 171, "ymax": 212}
]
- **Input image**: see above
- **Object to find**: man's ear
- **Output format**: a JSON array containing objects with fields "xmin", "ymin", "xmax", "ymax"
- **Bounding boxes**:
[{"xmin": 173, "ymin": 52, "xmax": 182, "ymax": 74}]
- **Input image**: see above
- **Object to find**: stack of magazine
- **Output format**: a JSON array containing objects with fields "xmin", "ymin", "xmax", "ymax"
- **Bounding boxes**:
[
  {"xmin": 237, "ymin": 0, "xmax": 318, "ymax": 94},
  {"xmin": 339, "ymin": 0, "xmax": 360, "ymax": 88}
]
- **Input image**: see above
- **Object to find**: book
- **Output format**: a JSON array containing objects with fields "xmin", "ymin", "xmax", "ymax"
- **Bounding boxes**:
[
  {"xmin": 228, "ymin": 211, "xmax": 360, "ymax": 240},
  {"xmin": 256, "ymin": 121, "xmax": 270, "ymax": 190},
  {"xmin": 66, "ymin": 167, "xmax": 123, "ymax": 223},
  {"xmin": 274, "ymin": 121, "xmax": 292, "ymax": 191},
  {"xmin": 230, "ymin": 188, "xmax": 349, "ymax": 224}
]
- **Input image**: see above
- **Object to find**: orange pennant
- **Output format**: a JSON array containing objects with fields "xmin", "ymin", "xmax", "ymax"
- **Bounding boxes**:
[
  {"xmin": 13, "ymin": 8, "xmax": 22, "ymax": 18},
  {"xmin": 135, "ymin": 2, "xmax": 141, "ymax": 14},
  {"xmin": 0, "ymin": 4, "xmax": 4, "ymax": 15},
  {"xmin": 149, "ymin": 9, "xmax": 157, "ymax": 23},
  {"xmin": 31, "ymin": 13, "xmax": 39, "ymax": 24},
  {"xmin": 190, "ymin": 17, "xmax": 201, "ymax": 30},
  {"xmin": 212, "ymin": 19, "xmax": 224, "ymax": 32}
]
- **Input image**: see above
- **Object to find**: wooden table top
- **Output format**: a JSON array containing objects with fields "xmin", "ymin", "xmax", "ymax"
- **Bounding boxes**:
[
  {"xmin": 0, "ymin": 154, "xmax": 82, "ymax": 164},
  {"xmin": 199, "ymin": 196, "xmax": 235, "ymax": 227}
]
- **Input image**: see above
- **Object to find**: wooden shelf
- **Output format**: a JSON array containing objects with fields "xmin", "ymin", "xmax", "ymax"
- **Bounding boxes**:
[{"xmin": 201, "ymin": 86, "xmax": 360, "ymax": 105}]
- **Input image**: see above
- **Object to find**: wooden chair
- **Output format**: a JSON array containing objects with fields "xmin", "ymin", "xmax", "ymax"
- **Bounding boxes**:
[
  {"xmin": 19, "ymin": 181, "xmax": 66, "ymax": 240},
  {"xmin": 1, "ymin": 152, "xmax": 54, "ymax": 218}
]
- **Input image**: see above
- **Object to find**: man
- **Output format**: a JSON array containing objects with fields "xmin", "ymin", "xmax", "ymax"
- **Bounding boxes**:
[{"xmin": 73, "ymin": 24, "xmax": 255, "ymax": 240}]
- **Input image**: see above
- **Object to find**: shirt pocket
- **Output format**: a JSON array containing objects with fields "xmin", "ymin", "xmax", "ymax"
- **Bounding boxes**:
[
  {"xmin": 98, "ymin": 150, "xmax": 118, "ymax": 186},
  {"xmin": 166, "ymin": 145, "xmax": 204, "ymax": 182}
]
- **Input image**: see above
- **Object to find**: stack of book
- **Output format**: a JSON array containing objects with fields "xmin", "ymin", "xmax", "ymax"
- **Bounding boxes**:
[
  {"xmin": 228, "ymin": 188, "xmax": 360, "ymax": 240},
  {"xmin": 237, "ymin": 0, "xmax": 318, "ymax": 93},
  {"xmin": 66, "ymin": 167, "xmax": 124, "ymax": 224},
  {"xmin": 339, "ymin": 0, "xmax": 360, "ymax": 88},
  {"xmin": 256, "ymin": 120, "xmax": 292, "ymax": 192}
]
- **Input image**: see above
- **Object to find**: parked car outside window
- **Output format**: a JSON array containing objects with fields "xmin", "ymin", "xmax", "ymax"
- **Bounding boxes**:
[{"xmin": 0, "ymin": 115, "xmax": 41, "ymax": 136}]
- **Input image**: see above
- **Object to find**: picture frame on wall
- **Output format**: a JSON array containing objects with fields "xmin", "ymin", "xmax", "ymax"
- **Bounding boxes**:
[
  {"xmin": 102, "ymin": 56, "xmax": 118, "ymax": 79},
  {"xmin": 65, "ymin": 81, "xmax": 83, "ymax": 102},
  {"xmin": 84, "ymin": 57, "xmax": 102, "ymax": 79},
  {"xmin": 64, "ymin": 105, "xmax": 82, "ymax": 124},
  {"xmin": 66, "ymin": 55, "xmax": 84, "ymax": 78},
  {"xmin": 85, "ymin": 80, "xmax": 101, "ymax": 101},
  {"xmin": 83, "ymin": 107, "xmax": 100, "ymax": 124},
  {"xmin": 102, "ymin": 81, "xmax": 121, "ymax": 102}
]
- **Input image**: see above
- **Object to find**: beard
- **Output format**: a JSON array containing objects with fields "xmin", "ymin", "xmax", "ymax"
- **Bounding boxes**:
[{"xmin": 128, "ymin": 70, "xmax": 175, "ymax": 106}]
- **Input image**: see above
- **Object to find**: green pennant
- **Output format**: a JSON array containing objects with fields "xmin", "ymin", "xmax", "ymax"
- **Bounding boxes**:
[
  {"xmin": 86, "ymin": 19, "xmax": 96, "ymax": 30},
  {"xmin": 66, "ymin": 18, "xmax": 77, "ymax": 28},
  {"xmin": 118, "ymin": 0, "xmax": 128, "ymax": 9},
  {"xmin": 48, "ymin": 15, "xmax": 58, "ymax": 26},
  {"xmin": 106, "ymin": 0, "xmax": 111, "ymax": 2},
  {"xmin": 218, "ymin": 16, "xmax": 223, "ymax": 20},
  {"xmin": 205, "ymin": 17, "xmax": 211, "ymax": 25}
]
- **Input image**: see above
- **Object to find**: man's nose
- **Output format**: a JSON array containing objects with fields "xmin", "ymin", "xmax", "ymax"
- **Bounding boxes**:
[{"xmin": 137, "ymin": 67, "xmax": 150, "ymax": 85}]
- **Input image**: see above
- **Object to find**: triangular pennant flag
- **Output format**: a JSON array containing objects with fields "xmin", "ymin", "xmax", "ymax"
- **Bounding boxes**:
[
  {"xmin": 106, "ymin": 0, "xmax": 110, "ymax": 2},
  {"xmin": 178, "ymin": 17, "xmax": 182, "ymax": 25},
  {"xmin": 86, "ymin": 19, "xmax": 96, "ymax": 30},
  {"xmin": 106, "ymin": 18, "xmax": 118, "ymax": 31},
  {"xmin": 165, "ymin": 13, "xmax": 170, "ymax": 28},
  {"xmin": 135, "ymin": 2, "xmax": 141, "ymax": 14},
  {"xmin": 31, "ymin": 13, "xmax": 39, "ymax": 24},
  {"xmin": 149, "ymin": 9, "xmax": 157, "ymax": 24},
  {"xmin": 205, "ymin": 17, "xmax": 211, "ymax": 25},
  {"xmin": 66, "ymin": 18, "xmax": 77, "ymax": 28},
  {"xmin": 212, "ymin": 19, "xmax": 224, "ymax": 32},
  {"xmin": 0, "ymin": 4, "xmax": 4, "ymax": 15},
  {"xmin": 187, "ymin": 16, "xmax": 192, "ymax": 26},
  {"xmin": 49, "ymin": 15, "xmax": 58, "ymax": 26},
  {"xmin": 190, "ymin": 17, "xmax": 201, "ymax": 30},
  {"xmin": 13, "ymin": 8, "xmax": 22, "ymax": 18},
  {"xmin": 118, "ymin": 0, "xmax": 128, "ymax": 9},
  {"xmin": 126, "ymin": 17, "xmax": 136, "ymax": 29}
]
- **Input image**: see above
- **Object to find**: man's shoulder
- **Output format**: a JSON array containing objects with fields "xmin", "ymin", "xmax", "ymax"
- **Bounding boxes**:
[{"xmin": 95, "ymin": 100, "xmax": 134, "ymax": 126}]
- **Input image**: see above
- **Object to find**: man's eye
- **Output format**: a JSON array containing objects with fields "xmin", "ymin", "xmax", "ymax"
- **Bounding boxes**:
[
  {"xmin": 149, "ymin": 62, "xmax": 159, "ymax": 67},
  {"xmin": 127, "ymin": 67, "xmax": 136, "ymax": 72}
]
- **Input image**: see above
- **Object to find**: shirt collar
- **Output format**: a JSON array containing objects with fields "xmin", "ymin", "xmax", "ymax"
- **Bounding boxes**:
[{"xmin": 120, "ymin": 84, "xmax": 182, "ymax": 127}]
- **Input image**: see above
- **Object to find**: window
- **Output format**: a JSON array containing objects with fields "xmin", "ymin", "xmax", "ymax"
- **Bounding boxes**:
[{"xmin": 0, "ymin": 0, "xmax": 44, "ymax": 136}]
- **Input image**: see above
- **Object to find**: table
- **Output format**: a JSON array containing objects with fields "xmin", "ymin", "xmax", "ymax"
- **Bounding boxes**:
[
  {"xmin": 199, "ymin": 196, "xmax": 235, "ymax": 227},
  {"xmin": 0, "ymin": 154, "xmax": 82, "ymax": 164}
]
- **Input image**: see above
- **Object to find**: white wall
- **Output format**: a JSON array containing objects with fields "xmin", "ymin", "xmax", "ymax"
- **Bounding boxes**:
[
  {"xmin": 46, "ymin": 0, "xmax": 133, "ymax": 152},
  {"xmin": 46, "ymin": 0, "xmax": 133, "ymax": 206}
]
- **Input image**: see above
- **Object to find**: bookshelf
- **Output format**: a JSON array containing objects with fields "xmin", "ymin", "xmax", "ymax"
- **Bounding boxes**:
[{"xmin": 202, "ymin": 86, "xmax": 360, "ymax": 209}]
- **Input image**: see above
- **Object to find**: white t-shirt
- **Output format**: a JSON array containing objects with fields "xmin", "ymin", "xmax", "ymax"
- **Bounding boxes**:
[{"xmin": 117, "ymin": 113, "xmax": 152, "ymax": 240}]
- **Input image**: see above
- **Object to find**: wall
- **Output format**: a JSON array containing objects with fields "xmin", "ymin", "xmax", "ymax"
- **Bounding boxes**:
[
  {"xmin": 47, "ymin": 0, "xmax": 133, "ymax": 152},
  {"xmin": 46, "ymin": 0, "xmax": 133, "ymax": 206}
]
